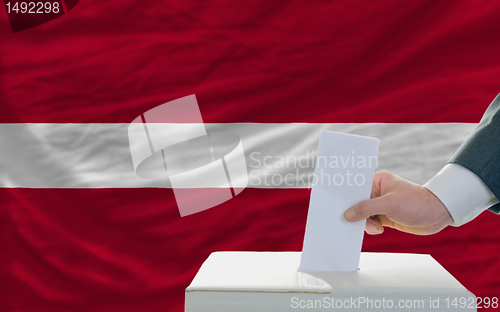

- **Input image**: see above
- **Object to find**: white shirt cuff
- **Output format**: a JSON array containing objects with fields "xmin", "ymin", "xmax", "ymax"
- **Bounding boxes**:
[{"xmin": 424, "ymin": 163, "xmax": 499, "ymax": 227}]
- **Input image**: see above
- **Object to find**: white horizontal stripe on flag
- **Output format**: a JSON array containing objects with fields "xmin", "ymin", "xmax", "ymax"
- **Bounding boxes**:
[{"xmin": 0, "ymin": 123, "xmax": 475, "ymax": 188}]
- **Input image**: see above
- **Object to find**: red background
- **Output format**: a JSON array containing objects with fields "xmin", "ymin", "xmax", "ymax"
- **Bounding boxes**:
[{"xmin": 1, "ymin": 1, "xmax": 500, "ymax": 311}]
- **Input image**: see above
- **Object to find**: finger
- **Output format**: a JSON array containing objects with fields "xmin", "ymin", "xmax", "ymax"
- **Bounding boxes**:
[
  {"xmin": 365, "ymin": 216, "xmax": 384, "ymax": 235},
  {"xmin": 370, "ymin": 171, "xmax": 393, "ymax": 198},
  {"xmin": 377, "ymin": 214, "xmax": 396, "ymax": 229},
  {"xmin": 344, "ymin": 195, "xmax": 395, "ymax": 222},
  {"xmin": 370, "ymin": 173, "xmax": 382, "ymax": 199}
]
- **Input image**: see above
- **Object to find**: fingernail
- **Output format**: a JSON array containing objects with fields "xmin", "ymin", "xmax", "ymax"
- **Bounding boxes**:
[
  {"xmin": 349, "ymin": 208, "xmax": 356, "ymax": 220},
  {"xmin": 368, "ymin": 224, "xmax": 378, "ymax": 233}
]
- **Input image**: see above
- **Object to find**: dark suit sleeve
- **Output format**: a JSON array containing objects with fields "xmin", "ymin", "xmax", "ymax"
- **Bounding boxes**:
[{"xmin": 449, "ymin": 93, "xmax": 500, "ymax": 214}]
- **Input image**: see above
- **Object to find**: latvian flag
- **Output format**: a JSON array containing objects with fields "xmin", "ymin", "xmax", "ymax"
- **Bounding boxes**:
[{"xmin": 1, "ymin": 1, "xmax": 500, "ymax": 312}]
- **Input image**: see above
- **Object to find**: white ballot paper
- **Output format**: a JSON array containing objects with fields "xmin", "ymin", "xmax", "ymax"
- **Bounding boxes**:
[{"xmin": 299, "ymin": 131, "xmax": 379, "ymax": 272}]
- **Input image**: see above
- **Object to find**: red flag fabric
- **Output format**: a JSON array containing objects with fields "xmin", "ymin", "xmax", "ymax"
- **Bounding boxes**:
[{"xmin": 1, "ymin": 1, "xmax": 500, "ymax": 312}]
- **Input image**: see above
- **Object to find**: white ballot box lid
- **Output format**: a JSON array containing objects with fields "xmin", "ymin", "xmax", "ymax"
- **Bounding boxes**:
[{"xmin": 185, "ymin": 252, "xmax": 475, "ymax": 312}]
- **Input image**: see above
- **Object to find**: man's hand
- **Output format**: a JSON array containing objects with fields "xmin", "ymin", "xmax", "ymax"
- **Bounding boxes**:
[{"xmin": 343, "ymin": 171, "xmax": 454, "ymax": 235}]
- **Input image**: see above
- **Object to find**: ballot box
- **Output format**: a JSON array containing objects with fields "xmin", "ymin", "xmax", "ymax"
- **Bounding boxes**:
[{"xmin": 185, "ymin": 251, "xmax": 476, "ymax": 312}]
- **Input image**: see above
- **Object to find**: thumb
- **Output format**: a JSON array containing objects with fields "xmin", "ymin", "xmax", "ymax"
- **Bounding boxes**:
[{"xmin": 344, "ymin": 196, "xmax": 393, "ymax": 222}]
